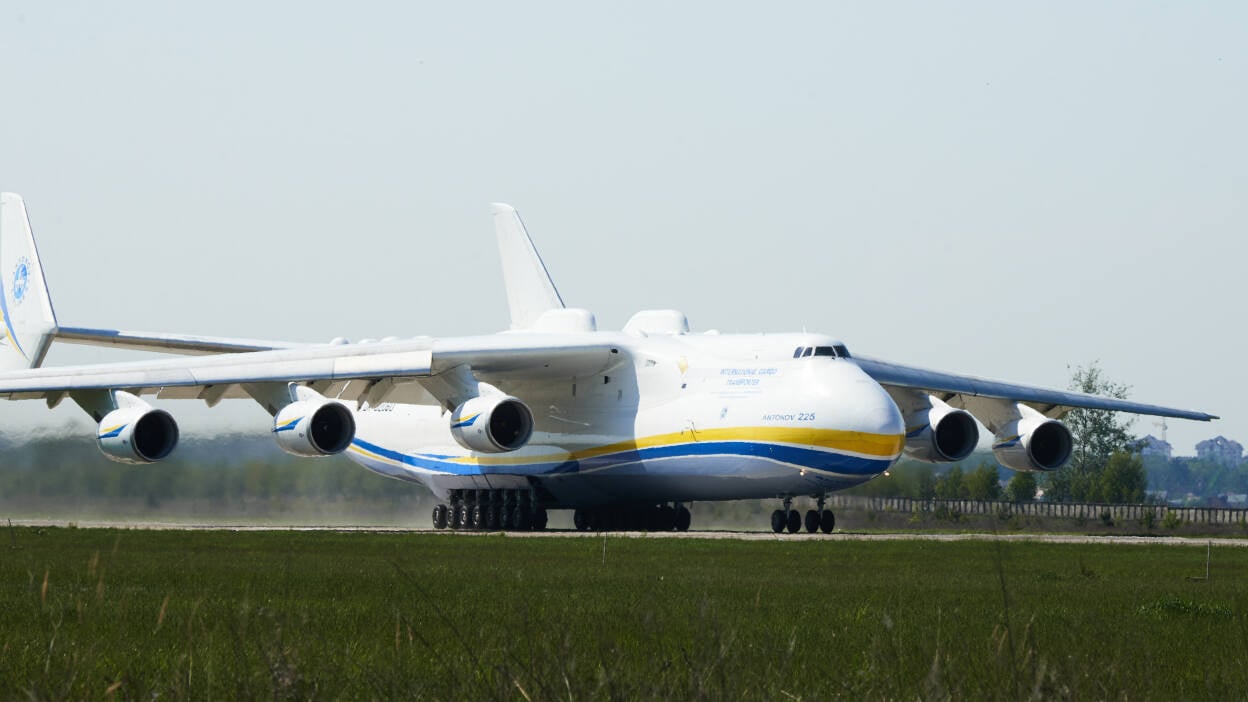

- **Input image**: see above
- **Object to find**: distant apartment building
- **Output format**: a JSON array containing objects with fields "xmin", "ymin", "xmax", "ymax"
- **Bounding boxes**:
[
  {"xmin": 1139, "ymin": 435, "xmax": 1173, "ymax": 460},
  {"xmin": 1195, "ymin": 436, "xmax": 1244, "ymax": 467}
]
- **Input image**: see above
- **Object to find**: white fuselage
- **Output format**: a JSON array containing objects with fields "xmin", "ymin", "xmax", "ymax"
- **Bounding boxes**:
[{"xmin": 343, "ymin": 331, "xmax": 906, "ymax": 507}]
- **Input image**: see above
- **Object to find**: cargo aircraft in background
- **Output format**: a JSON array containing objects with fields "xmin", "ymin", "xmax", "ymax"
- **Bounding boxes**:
[{"xmin": 0, "ymin": 193, "xmax": 1217, "ymax": 533}]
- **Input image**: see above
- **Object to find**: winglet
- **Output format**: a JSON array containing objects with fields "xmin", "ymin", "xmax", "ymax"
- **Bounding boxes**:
[
  {"xmin": 491, "ymin": 203, "xmax": 564, "ymax": 330},
  {"xmin": 0, "ymin": 193, "xmax": 58, "ymax": 370}
]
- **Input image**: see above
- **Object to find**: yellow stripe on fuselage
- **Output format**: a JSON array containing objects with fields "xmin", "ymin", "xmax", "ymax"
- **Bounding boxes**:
[{"xmin": 448, "ymin": 426, "xmax": 905, "ymax": 466}]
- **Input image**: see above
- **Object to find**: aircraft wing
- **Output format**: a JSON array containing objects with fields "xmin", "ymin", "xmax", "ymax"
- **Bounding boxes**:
[
  {"xmin": 0, "ymin": 334, "xmax": 620, "ymax": 409},
  {"xmin": 854, "ymin": 356, "xmax": 1217, "ymax": 422},
  {"xmin": 53, "ymin": 326, "xmax": 306, "ymax": 355}
]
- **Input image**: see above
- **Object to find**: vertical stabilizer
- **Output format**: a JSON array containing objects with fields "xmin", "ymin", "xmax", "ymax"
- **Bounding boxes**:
[
  {"xmin": 0, "ymin": 193, "xmax": 58, "ymax": 369},
  {"xmin": 491, "ymin": 203, "xmax": 564, "ymax": 330}
]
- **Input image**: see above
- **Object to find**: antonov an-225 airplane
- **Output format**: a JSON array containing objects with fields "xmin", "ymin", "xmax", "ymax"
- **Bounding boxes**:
[{"xmin": 0, "ymin": 193, "xmax": 1217, "ymax": 533}]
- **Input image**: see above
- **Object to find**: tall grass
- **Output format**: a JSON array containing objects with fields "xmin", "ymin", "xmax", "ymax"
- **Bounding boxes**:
[{"xmin": 1, "ymin": 527, "xmax": 1246, "ymax": 699}]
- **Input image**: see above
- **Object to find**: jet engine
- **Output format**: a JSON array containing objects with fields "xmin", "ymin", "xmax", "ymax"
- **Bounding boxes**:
[
  {"xmin": 903, "ymin": 400, "xmax": 979, "ymax": 463},
  {"xmin": 992, "ymin": 413, "xmax": 1073, "ymax": 472},
  {"xmin": 97, "ymin": 406, "xmax": 180, "ymax": 464},
  {"xmin": 449, "ymin": 394, "xmax": 534, "ymax": 453},
  {"xmin": 273, "ymin": 399, "xmax": 357, "ymax": 457}
]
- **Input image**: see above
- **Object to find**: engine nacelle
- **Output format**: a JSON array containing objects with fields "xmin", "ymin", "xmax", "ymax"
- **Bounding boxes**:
[
  {"xmin": 903, "ymin": 401, "xmax": 979, "ymax": 463},
  {"xmin": 273, "ymin": 399, "xmax": 356, "ymax": 457},
  {"xmin": 97, "ymin": 406, "xmax": 180, "ymax": 464},
  {"xmin": 450, "ymin": 394, "xmax": 534, "ymax": 453},
  {"xmin": 993, "ymin": 414, "xmax": 1072, "ymax": 472}
]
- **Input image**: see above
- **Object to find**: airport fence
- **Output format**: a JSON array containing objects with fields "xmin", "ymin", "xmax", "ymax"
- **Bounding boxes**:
[{"xmin": 826, "ymin": 495, "xmax": 1248, "ymax": 526}]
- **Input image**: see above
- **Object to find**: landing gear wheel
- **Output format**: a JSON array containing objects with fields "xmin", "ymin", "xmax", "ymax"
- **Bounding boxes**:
[
  {"xmin": 513, "ymin": 507, "xmax": 532, "ymax": 532},
  {"xmin": 432, "ymin": 504, "xmax": 448, "ymax": 529},
  {"xmin": 573, "ymin": 509, "xmax": 590, "ymax": 531},
  {"xmin": 804, "ymin": 509, "xmax": 820, "ymax": 533},
  {"xmin": 771, "ymin": 509, "xmax": 786, "ymax": 534},
  {"xmin": 485, "ymin": 505, "xmax": 500, "ymax": 530},
  {"xmin": 658, "ymin": 505, "xmax": 676, "ymax": 532},
  {"xmin": 675, "ymin": 506, "xmax": 691, "ymax": 532},
  {"xmin": 786, "ymin": 509, "xmax": 801, "ymax": 534},
  {"xmin": 451, "ymin": 504, "xmax": 466, "ymax": 530},
  {"xmin": 820, "ymin": 510, "xmax": 835, "ymax": 534},
  {"xmin": 533, "ymin": 508, "xmax": 548, "ymax": 531},
  {"xmin": 500, "ymin": 507, "xmax": 513, "ymax": 531},
  {"xmin": 470, "ymin": 504, "xmax": 485, "ymax": 530}
]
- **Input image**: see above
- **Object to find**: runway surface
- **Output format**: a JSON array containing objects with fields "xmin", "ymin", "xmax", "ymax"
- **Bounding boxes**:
[{"xmin": 8, "ymin": 519, "xmax": 1248, "ymax": 547}]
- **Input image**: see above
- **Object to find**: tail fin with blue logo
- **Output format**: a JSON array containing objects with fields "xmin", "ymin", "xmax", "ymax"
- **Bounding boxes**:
[{"xmin": 0, "ymin": 193, "xmax": 58, "ymax": 370}]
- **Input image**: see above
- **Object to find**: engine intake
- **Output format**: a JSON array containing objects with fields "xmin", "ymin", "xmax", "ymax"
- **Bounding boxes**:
[
  {"xmin": 450, "ymin": 395, "xmax": 534, "ymax": 453},
  {"xmin": 273, "ymin": 399, "xmax": 357, "ymax": 457},
  {"xmin": 97, "ymin": 406, "xmax": 180, "ymax": 464},
  {"xmin": 993, "ymin": 415, "xmax": 1072, "ymax": 472},
  {"xmin": 903, "ymin": 402, "xmax": 979, "ymax": 463}
]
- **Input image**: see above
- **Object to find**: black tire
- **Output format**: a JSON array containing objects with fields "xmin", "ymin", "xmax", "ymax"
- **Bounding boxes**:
[
  {"xmin": 675, "ymin": 506, "xmax": 691, "ymax": 532},
  {"xmin": 573, "ymin": 509, "xmax": 589, "ymax": 531},
  {"xmin": 485, "ymin": 505, "xmax": 500, "ymax": 530},
  {"xmin": 820, "ymin": 509, "xmax": 835, "ymax": 534},
  {"xmin": 432, "ymin": 504, "xmax": 448, "ymax": 530},
  {"xmin": 500, "ymin": 506, "xmax": 514, "ymax": 531},
  {"xmin": 658, "ymin": 505, "xmax": 676, "ymax": 531},
  {"xmin": 470, "ymin": 504, "xmax": 485, "ymax": 530},
  {"xmin": 804, "ymin": 509, "xmax": 820, "ymax": 533},
  {"xmin": 770, "ymin": 509, "xmax": 786, "ymax": 533},
  {"xmin": 513, "ymin": 507, "xmax": 532, "ymax": 531},
  {"xmin": 450, "ymin": 503, "xmax": 464, "ymax": 530},
  {"xmin": 786, "ymin": 509, "xmax": 801, "ymax": 534},
  {"xmin": 627, "ymin": 510, "xmax": 644, "ymax": 531},
  {"xmin": 534, "ymin": 508, "xmax": 548, "ymax": 531}
]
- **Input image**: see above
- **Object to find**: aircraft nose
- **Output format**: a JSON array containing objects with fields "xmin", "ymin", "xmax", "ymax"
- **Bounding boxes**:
[
  {"xmin": 813, "ymin": 362, "xmax": 905, "ymax": 444},
  {"xmin": 848, "ymin": 371, "xmax": 905, "ymax": 437}
]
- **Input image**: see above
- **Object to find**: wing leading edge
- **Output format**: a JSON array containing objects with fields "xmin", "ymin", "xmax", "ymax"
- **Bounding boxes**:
[{"xmin": 855, "ymin": 356, "xmax": 1217, "ymax": 422}]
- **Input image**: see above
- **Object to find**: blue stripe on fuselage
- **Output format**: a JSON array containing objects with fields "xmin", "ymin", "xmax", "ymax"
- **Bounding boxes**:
[{"xmin": 348, "ymin": 437, "xmax": 892, "ymax": 478}]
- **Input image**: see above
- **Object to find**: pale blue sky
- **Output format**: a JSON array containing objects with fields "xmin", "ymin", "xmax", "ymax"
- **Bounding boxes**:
[{"xmin": 1, "ymin": 2, "xmax": 1244, "ymax": 454}]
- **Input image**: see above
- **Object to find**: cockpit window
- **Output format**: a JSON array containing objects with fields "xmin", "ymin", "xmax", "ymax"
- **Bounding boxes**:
[{"xmin": 793, "ymin": 345, "xmax": 852, "ymax": 359}]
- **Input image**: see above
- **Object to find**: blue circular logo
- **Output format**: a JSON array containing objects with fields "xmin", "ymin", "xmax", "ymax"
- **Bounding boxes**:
[{"xmin": 12, "ymin": 259, "xmax": 30, "ymax": 304}]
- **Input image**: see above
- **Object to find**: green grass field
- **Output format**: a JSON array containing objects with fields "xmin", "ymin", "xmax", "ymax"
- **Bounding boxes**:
[{"xmin": 1, "ymin": 527, "xmax": 1245, "ymax": 700}]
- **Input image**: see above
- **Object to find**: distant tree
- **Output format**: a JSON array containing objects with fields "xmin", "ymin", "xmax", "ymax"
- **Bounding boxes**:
[
  {"xmin": 917, "ymin": 466, "xmax": 937, "ymax": 501},
  {"xmin": 1044, "ymin": 363, "xmax": 1138, "ymax": 502},
  {"xmin": 1005, "ymin": 472, "xmax": 1038, "ymax": 502},
  {"xmin": 1098, "ymin": 451, "xmax": 1146, "ymax": 503},
  {"xmin": 966, "ymin": 463, "xmax": 1003, "ymax": 500},
  {"xmin": 846, "ymin": 462, "xmax": 942, "ymax": 500},
  {"xmin": 935, "ymin": 466, "xmax": 967, "ymax": 499}
]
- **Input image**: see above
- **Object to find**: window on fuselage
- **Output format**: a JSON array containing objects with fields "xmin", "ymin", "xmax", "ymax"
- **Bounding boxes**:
[
  {"xmin": 813, "ymin": 346, "xmax": 835, "ymax": 357},
  {"xmin": 834, "ymin": 344, "xmax": 851, "ymax": 358},
  {"xmin": 801, "ymin": 347, "xmax": 814, "ymax": 357}
]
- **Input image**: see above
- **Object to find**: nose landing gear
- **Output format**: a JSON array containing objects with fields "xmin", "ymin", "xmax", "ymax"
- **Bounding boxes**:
[{"xmin": 772, "ymin": 495, "xmax": 834, "ymax": 535}]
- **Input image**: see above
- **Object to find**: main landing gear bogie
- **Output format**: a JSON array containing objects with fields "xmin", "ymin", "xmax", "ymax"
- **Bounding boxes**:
[
  {"xmin": 433, "ymin": 489, "xmax": 549, "ymax": 533},
  {"xmin": 572, "ymin": 503, "xmax": 692, "ymax": 533},
  {"xmin": 771, "ymin": 496, "xmax": 834, "ymax": 535}
]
